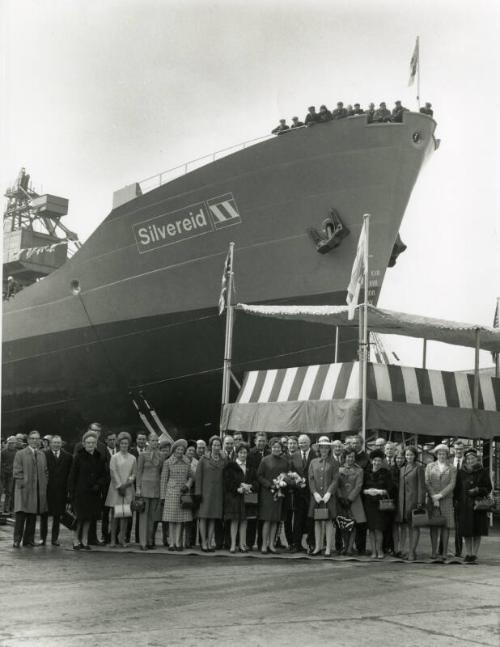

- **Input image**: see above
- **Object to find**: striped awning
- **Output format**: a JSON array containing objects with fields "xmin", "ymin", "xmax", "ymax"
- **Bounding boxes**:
[
  {"xmin": 222, "ymin": 362, "xmax": 500, "ymax": 438},
  {"xmin": 237, "ymin": 362, "xmax": 500, "ymax": 411}
]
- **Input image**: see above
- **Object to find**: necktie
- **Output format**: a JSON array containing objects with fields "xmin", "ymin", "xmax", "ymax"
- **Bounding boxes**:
[{"xmin": 302, "ymin": 451, "xmax": 307, "ymax": 468}]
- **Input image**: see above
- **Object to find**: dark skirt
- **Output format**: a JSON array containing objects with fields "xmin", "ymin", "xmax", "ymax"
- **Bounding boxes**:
[
  {"xmin": 224, "ymin": 491, "xmax": 246, "ymax": 521},
  {"xmin": 73, "ymin": 491, "xmax": 102, "ymax": 523},
  {"xmin": 458, "ymin": 507, "xmax": 489, "ymax": 538},
  {"xmin": 259, "ymin": 488, "xmax": 284, "ymax": 522},
  {"xmin": 364, "ymin": 495, "xmax": 391, "ymax": 532}
]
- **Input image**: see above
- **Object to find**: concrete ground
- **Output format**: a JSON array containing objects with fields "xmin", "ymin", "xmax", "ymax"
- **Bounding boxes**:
[{"xmin": 0, "ymin": 522, "xmax": 499, "ymax": 647}]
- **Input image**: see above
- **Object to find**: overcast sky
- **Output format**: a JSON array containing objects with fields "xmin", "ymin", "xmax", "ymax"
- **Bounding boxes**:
[{"xmin": 2, "ymin": 0, "xmax": 499, "ymax": 371}]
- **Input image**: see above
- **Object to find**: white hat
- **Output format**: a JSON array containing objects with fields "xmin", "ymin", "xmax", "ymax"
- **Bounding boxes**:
[{"xmin": 316, "ymin": 436, "xmax": 333, "ymax": 446}]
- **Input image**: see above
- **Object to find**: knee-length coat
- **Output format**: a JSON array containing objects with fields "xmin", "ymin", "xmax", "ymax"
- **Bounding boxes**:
[
  {"xmin": 45, "ymin": 449, "xmax": 73, "ymax": 515},
  {"xmin": 398, "ymin": 463, "xmax": 425, "ymax": 524},
  {"xmin": 195, "ymin": 454, "xmax": 227, "ymax": 519},
  {"xmin": 160, "ymin": 456, "xmax": 194, "ymax": 523},
  {"xmin": 68, "ymin": 448, "xmax": 107, "ymax": 522},
  {"xmin": 363, "ymin": 467, "xmax": 394, "ymax": 531},
  {"xmin": 13, "ymin": 447, "xmax": 48, "ymax": 514},
  {"xmin": 308, "ymin": 456, "xmax": 339, "ymax": 519},
  {"xmin": 454, "ymin": 465, "xmax": 492, "ymax": 537},
  {"xmin": 337, "ymin": 464, "xmax": 366, "ymax": 523},
  {"xmin": 257, "ymin": 454, "xmax": 289, "ymax": 522},
  {"xmin": 425, "ymin": 462, "xmax": 457, "ymax": 529},
  {"xmin": 223, "ymin": 461, "xmax": 258, "ymax": 521}
]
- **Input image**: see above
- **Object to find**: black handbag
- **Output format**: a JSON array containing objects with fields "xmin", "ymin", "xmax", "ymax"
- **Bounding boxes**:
[
  {"xmin": 412, "ymin": 508, "xmax": 445, "ymax": 527},
  {"xmin": 473, "ymin": 496, "xmax": 496, "ymax": 511},
  {"xmin": 314, "ymin": 503, "xmax": 330, "ymax": 521},
  {"xmin": 244, "ymin": 492, "xmax": 258, "ymax": 505},
  {"xmin": 180, "ymin": 493, "xmax": 194, "ymax": 509},
  {"xmin": 60, "ymin": 506, "xmax": 77, "ymax": 531},
  {"xmin": 131, "ymin": 497, "xmax": 145, "ymax": 513},
  {"xmin": 379, "ymin": 498, "xmax": 395, "ymax": 512}
]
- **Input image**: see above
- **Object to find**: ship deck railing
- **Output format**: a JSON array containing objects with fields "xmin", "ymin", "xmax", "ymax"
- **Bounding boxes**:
[
  {"xmin": 137, "ymin": 110, "xmax": 432, "ymax": 196},
  {"xmin": 137, "ymin": 131, "xmax": 278, "ymax": 195}
]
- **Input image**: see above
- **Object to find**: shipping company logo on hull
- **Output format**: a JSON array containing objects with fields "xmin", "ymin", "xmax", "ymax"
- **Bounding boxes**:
[{"xmin": 133, "ymin": 193, "xmax": 241, "ymax": 254}]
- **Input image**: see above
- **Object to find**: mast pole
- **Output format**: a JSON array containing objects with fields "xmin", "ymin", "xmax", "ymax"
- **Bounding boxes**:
[
  {"xmin": 220, "ymin": 242, "xmax": 235, "ymax": 436},
  {"xmin": 361, "ymin": 214, "xmax": 370, "ymax": 444},
  {"xmin": 417, "ymin": 36, "xmax": 421, "ymax": 110}
]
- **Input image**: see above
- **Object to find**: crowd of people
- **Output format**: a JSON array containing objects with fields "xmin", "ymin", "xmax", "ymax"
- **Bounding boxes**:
[
  {"xmin": 271, "ymin": 100, "xmax": 434, "ymax": 134},
  {"xmin": 2, "ymin": 425, "xmax": 493, "ymax": 563}
]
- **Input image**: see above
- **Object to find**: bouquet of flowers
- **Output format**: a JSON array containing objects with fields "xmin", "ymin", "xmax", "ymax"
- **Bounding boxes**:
[
  {"xmin": 286, "ymin": 471, "xmax": 307, "ymax": 489},
  {"xmin": 237, "ymin": 482, "xmax": 253, "ymax": 495},
  {"xmin": 271, "ymin": 473, "xmax": 288, "ymax": 501}
]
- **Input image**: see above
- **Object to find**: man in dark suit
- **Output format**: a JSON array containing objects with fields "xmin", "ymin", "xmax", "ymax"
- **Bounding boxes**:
[
  {"xmin": 288, "ymin": 434, "xmax": 315, "ymax": 552},
  {"xmin": 73, "ymin": 423, "xmax": 109, "ymax": 545},
  {"xmin": 40, "ymin": 435, "xmax": 72, "ymax": 546},
  {"xmin": 246, "ymin": 433, "xmax": 269, "ymax": 549},
  {"xmin": 130, "ymin": 432, "xmax": 147, "ymax": 459}
]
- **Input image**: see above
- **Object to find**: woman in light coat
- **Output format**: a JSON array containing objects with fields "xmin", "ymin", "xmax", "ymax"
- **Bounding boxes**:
[
  {"xmin": 105, "ymin": 432, "xmax": 137, "ymax": 548},
  {"xmin": 425, "ymin": 444, "xmax": 457, "ymax": 560},
  {"xmin": 308, "ymin": 437, "xmax": 339, "ymax": 556}
]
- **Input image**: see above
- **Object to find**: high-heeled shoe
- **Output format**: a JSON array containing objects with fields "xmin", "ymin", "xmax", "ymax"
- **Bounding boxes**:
[{"xmin": 239, "ymin": 546, "xmax": 248, "ymax": 553}]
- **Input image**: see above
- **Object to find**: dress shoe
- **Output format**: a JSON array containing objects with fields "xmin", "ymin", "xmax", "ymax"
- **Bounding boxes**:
[
  {"xmin": 72, "ymin": 544, "xmax": 81, "ymax": 551},
  {"xmin": 23, "ymin": 542, "xmax": 36, "ymax": 547},
  {"xmin": 80, "ymin": 544, "xmax": 91, "ymax": 550},
  {"xmin": 51, "ymin": 541, "xmax": 60, "ymax": 547},
  {"xmin": 13, "ymin": 541, "xmax": 20, "ymax": 548},
  {"xmin": 37, "ymin": 540, "xmax": 46, "ymax": 546}
]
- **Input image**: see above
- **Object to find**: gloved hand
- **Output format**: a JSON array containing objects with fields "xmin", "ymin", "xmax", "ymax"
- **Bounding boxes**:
[
  {"xmin": 322, "ymin": 492, "xmax": 331, "ymax": 504},
  {"xmin": 313, "ymin": 492, "xmax": 322, "ymax": 504},
  {"xmin": 180, "ymin": 484, "xmax": 189, "ymax": 494},
  {"xmin": 467, "ymin": 487, "xmax": 479, "ymax": 496},
  {"xmin": 117, "ymin": 484, "xmax": 127, "ymax": 497}
]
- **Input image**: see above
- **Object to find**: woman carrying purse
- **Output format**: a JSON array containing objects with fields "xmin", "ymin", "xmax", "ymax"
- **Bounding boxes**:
[
  {"xmin": 425, "ymin": 444, "xmax": 457, "ymax": 561},
  {"xmin": 105, "ymin": 432, "xmax": 136, "ymax": 548}
]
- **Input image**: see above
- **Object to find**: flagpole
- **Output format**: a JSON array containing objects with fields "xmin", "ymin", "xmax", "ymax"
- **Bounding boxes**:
[
  {"xmin": 220, "ymin": 242, "xmax": 235, "ymax": 436},
  {"xmin": 416, "ymin": 35, "xmax": 421, "ymax": 110},
  {"xmin": 495, "ymin": 297, "xmax": 500, "ymax": 378},
  {"xmin": 361, "ymin": 214, "xmax": 370, "ymax": 444}
]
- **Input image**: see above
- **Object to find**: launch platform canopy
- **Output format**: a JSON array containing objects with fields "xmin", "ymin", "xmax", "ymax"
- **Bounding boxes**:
[{"xmin": 235, "ymin": 304, "xmax": 500, "ymax": 354}]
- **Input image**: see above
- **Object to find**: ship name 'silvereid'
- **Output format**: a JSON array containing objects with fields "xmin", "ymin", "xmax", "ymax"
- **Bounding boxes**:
[{"xmin": 133, "ymin": 193, "xmax": 241, "ymax": 253}]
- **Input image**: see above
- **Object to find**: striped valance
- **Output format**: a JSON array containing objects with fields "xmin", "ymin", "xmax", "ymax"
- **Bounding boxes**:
[{"xmin": 236, "ymin": 362, "xmax": 500, "ymax": 412}]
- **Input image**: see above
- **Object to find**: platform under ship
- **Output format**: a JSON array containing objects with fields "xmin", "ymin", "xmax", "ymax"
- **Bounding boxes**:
[{"xmin": 2, "ymin": 112, "xmax": 437, "ymax": 439}]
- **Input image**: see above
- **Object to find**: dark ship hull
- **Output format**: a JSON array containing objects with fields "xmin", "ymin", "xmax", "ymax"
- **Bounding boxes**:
[{"xmin": 2, "ymin": 113, "xmax": 436, "ymax": 439}]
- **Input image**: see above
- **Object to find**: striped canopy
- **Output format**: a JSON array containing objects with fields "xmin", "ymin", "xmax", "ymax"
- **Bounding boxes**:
[{"xmin": 221, "ymin": 362, "xmax": 500, "ymax": 439}]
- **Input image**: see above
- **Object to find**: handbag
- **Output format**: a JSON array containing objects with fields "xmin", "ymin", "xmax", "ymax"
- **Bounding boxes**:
[
  {"xmin": 411, "ymin": 508, "xmax": 445, "ymax": 527},
  {"xmin": 60, "ymin": 505, "xmax": 77, "ymax": 531},
  {"xmin": 114, "ymin": 497, "xmax": 132, "ymax": 519},
  {"xmin": 379, "ymin": 498, "xmax": 395, "ymax": 512},
  {"xmin": 180, "ymin": 493, "xmax": 194, "ymax": 509},
  {"xmin": 314, "ymin": 503, "xmax": 330, "ymax": 520},
  {"xmin": 473, "ymin": 496, "xmax": 496, "ymax": 511},
  {"xmin": 131, "ymin": 497, "xmax": 145, "ymax": 513},
  {"xmin": 336, "ymin": 514, "xmax": 355, "ymax": 532},
  {"xmin": 244, "ymin": 491, "xmax": 258, "ymax": 505}
]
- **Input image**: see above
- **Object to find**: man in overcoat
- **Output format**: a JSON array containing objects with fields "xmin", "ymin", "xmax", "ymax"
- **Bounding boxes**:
[
  {"xmin": 13, "ymin": 430, "xmax": 48, "ymax": 547},
  {"xmin": 40, "ymin": 435, "xmax": 73, "ymax": 546},
  {"xmin": 1, "ymin": 436, "xmax": 18, "ymax": 513}
]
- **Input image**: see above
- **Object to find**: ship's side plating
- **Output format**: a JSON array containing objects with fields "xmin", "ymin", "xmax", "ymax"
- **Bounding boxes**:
[{"xmin": 2, "ymin": 114, "xmax": 436, "ymax": 435}]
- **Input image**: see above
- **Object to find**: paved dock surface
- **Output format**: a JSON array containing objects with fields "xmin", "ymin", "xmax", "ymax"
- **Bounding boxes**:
[{"xmin": 0, "ymin": 524, "xmax": 499, "ymax": 647}]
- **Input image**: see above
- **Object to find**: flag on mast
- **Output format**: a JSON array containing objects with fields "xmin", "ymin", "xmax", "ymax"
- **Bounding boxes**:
[
  {"xmin": 218, "ymin": 245, "xmax": 233, "ymax": 314},
  {"xmin": 492, "ymin": 298, "xmax": 500, "ymax": 362},
  {"xmin": 346, "ymin": 219, "xmax": 368, "ymax": 320},
  {"xmin": 408, "ymin": 36, "xmax": 419, "ymax": 86}
]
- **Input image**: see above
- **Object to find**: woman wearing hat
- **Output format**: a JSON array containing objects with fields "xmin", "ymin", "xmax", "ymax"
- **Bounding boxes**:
[
  {"xmin": 195, "ymin": 436, "xmax": 226, "ymax": 552},
  {"xmin": 425, "ymin": 444, "xmax": 457, "ymax": 560},
  {"xmin": 105, "ymin": 431, "xmax": 137, "ymax": 548},
  {"xmin": 454, "ymin": 449, "xmax": 493, "ymax": 563},
  {"xmin": 337, "ymin": 448, "xmax": 366, "ymax": 556},
  {"xmin": 308, "ymin": 437, "xmax": 339, "ymax": 556},
  {"xmin": 160, "ymin": 439, "xmax": 194, "ymax": 551},
  {"xmin": 257, "ymin": 437, "xmax": 289, "ymax": 554},
  {"xmin": 69, "ymin": 431, "xmax": 107, "ymax": 550}
]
